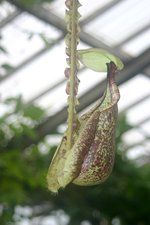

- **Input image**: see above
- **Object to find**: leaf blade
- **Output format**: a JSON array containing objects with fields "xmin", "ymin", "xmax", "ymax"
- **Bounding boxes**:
[{"xmin": 77, "ymin": 48, "xmax": 124, "ymax": 72}]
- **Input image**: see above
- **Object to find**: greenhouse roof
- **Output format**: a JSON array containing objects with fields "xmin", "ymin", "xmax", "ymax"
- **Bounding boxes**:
[{"xmin": 0, "ymin": 0, "xmax": 150, "ymax": 163}]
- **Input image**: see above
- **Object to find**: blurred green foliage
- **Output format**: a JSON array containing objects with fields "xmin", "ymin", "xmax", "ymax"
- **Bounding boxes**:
[
  {"xmin": 0, "ymin": 97, "xmax": 150, "ymax": 225},
  {"xmin": 18, "ymin": 0, "xmax": 54, "ymax": 6},
  {"xmin": 0, "ymin": 97, "xmax": 54, "ymax": 224}
]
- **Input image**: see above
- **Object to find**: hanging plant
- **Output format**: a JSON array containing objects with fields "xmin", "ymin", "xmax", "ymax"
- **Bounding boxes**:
[{"xmin": 47, "ymin": 0, "xmax": 124, "ymax": 193}]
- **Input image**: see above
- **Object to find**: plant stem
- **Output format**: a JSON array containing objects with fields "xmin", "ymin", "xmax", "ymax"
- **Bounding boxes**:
[{"xmin": 66, "ymin": 0, "xmax": 79, "ymax": 151}]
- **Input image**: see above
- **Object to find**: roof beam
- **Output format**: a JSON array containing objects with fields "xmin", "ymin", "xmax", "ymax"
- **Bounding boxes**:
[
  {"xmin": 7, "ymin": 0, "xmax": 130, "ymax": 62},
  {"xmin": 81, "ymin": 0, "xmax": 123, "ymax": 26},
  {"xmin": 7, "ymin": 0, "xmax": 66, "ymax": 31},
  {"xmin": 0, "ymin": 35, "xmax": 64, "ymax": 83},
  {"xmin": 143, "ymin": 67, "xmax": 150, "ymax": 79},
  {"xmin": 115, "ymin": 23, "xmax": 150, "ymax": 48},
  {"xmin": 6, "ymin": 0, "xmax": 150, "ymax": 86},
  {"xmin": 0, "ymin": 9, "xmax": 21, "ymax": 28},
  {"xmin": 121, "ymin": 93, "xmax": 150, "ymax": 112},
  {"xmin": 124, "ymin": 137, "xmax": 150, "ymax": 152},
  {"xmin": 3, "ymin": 0, "xmax": 129, "ymax": 85}
]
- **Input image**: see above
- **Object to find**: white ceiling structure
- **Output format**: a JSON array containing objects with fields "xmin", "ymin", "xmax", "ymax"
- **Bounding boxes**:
[{"xmin": 0, "ymin": 0, "xmax": 150, "ymax": 163}]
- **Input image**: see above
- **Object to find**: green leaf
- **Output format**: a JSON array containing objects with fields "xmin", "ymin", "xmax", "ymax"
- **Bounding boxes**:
[
  {"xmin": 24, "ymin": 105, "xmax": 45, "ymax": 121},
  {"xmin": 4, "ymin": 96, "xmax": 24, "ymax": 113},
  {"xmin": 16, "ymin": 0, "xmax": 54, "ymax": 6},
  {"xmin": 1, "ymin": 63, "xmax": 14, "ymax": 72},
  {"xmin": 0, "ymin": 46, "xmax": 8, "ymax": 54},
  {"xmin": 21, "ymin": 123, "xmax": 37, "ymax": 139},
  {"xmin": 77, "ymin": 48, "xmax": 124, "ymax": 72},
  {"xmin": 39, "ymin": 34, "xmax": 51, "ymax": 47}
]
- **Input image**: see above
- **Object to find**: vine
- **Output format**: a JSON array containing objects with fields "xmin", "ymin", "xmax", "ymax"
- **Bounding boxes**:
[{"xmin": 65, "ymin": 0, "xmax": 81, "ymax": 151}]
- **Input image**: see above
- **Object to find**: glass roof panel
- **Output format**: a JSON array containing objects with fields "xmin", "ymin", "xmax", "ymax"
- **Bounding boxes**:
[
  {"xmin": 78, "ymin": 70, "xmax": 105, "ymax": 96},
  {"xmin": 118, "ymin": 75, "xmax": 150, "ymax": 111},
  {"xmin": 0, "ymin": 40, "xmax": 66, "ymax": 101},
  {"xmin": 127, "ymin": 146, "xmax": 149, "ymax": 160},
  {"xmin": 140, "ymin": 121, "xmax": 150, "ymax": 136},
  {"xmin": 35, "ymin": 82, "xmax": 67, "ymax": 113},
  {"xmin": 0, "ymin": 0, "xmax": 16, "ymax": 21},
  {"xmin": 0, "ymin": 12, "xmax": 61, "ymax": 76},
  {"xmin": 84, "ymin": 0, "xmax": 150, "ymax": 46},
  {"xmin": 122, "ymin": 129, "xmax": 145, "ymax": 146},
  {"xmin": 44, "ymin": 0, "xmax": 113, "ymax": 19},
  {"xmin": 127, "ymin": 98, "xmax": 150, "ymax": 124},
  {"xmin": 122, "ymin": 29, "xmax": 150, "ymax": 56}
]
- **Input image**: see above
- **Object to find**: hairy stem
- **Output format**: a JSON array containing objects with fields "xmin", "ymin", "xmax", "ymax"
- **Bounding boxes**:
[{"xmin": 65, "ymin": 0, "xmax": 80, "ymax": 150}]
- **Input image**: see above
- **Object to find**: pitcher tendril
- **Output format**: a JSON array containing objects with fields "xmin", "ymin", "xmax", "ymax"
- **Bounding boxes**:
[
  {"xmin": 46, "ymin": 1, "xmax": 124, "ymax": 193},
  {"xmin": 65, "ymin": 0, "xmax": 81, "ymax": 151}
]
